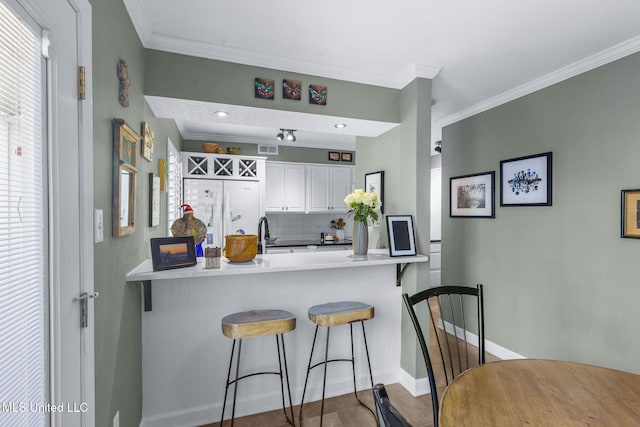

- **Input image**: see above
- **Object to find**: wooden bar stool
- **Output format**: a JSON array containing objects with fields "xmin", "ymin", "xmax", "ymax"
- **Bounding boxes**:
[
  {"xmin": 298, "ymin": 301, "xmax": 376, "ymax": 426},
  {"xmin": 220, "ymin": 309, "xmax": 296, "ymax": 427}
]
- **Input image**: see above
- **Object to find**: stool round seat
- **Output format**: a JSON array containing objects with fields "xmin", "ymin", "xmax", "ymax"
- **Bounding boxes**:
[
  {"xmin": 308, "ymin": 301, "xmax": 374, "ymax": 327},
  {"xmin": 222, "ymin": 309, "xmax": 296, "ymax": 339}
]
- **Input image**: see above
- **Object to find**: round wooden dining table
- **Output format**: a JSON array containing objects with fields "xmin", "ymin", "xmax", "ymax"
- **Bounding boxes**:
[{"xmin": 439, "ymin": 359, "xmax": 640, "ymax": 426}]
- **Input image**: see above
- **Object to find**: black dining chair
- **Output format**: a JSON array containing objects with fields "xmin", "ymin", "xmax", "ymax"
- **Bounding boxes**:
[
  {"xmin": 402, "ymin": 284, "xmax": 485, "ymax": 427},
  {"xmin": 372, "ymin": 384, "xmax": 412, "ymax": 427}
]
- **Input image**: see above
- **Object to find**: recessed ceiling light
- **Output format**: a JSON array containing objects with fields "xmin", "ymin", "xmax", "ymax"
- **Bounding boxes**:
[
  {"xmin": 334, "ymin": 123, "xmax": 347, "ymax": 129},
  {"xmin": 214, "ymin": 111, "xmax": 229, "ymax": 118}
]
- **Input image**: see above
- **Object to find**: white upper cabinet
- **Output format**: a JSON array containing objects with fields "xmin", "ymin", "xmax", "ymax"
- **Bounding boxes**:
[
  {"xmin": 265, "ymin": 162, "xmax": 306, "ymax": 212},
  {"xmin": 307, "ymin": 165, "xmax": 353, "ymax": 212}
]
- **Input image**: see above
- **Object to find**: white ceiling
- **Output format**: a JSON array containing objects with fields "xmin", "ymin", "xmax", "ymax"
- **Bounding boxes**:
[{"xmin": 125, "ymin": 0, "xmax": 640, "ymax": 151}]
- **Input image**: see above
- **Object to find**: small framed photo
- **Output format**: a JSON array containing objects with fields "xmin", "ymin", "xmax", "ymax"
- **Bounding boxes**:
[
  {"xmin": 500, "ymin": 152, "xmax": 552, "ymax": 206},
  {"xmin": 141, "ymin": 121, "xmax": 154, "ymax": 162},
  {"xmin": 150, "ymin": 236, "xmax": 197, "ymax": 271},
  {"xmin": 309, "ymin": 85, "xmax": 327, "ymax": 105},
  {"xmin": 386, "ymin": 215, "xmax": 417, "ymax": 257},
  {"xmin": 282, "ymin": 79, "xmax": 301, "ymax": 100},
  {"xmin": 254, "ymin": 77, "xmax": 275, "ymax": 99},
  {"xmin": 621, "ymin": 189, "xmax": 640, "ymax": 238},
  {"xmin": 365, "ymin": 170, "xmax": 384, "ymax": 214},
  {"xmin": 341, "ymin": 152, "xmax": 353, "ymax": 162},
  {"xmin": 328, "ymin": 151, "xmax": 340, "ymax": 161},
  {"xmin": 450, "ymin": 171, "xmax": 495, "ymax": 218}
]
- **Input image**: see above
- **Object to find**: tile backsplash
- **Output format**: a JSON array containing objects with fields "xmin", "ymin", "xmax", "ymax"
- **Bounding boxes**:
[{"xmin": 266, "ymin": 213, "xmax": 353, "ymax": 241}]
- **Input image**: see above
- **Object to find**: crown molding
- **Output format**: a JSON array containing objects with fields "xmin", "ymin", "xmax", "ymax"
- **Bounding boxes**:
[
  {"xmin": 122, "ymin": 0, "xmax": 152, "ymax": 44},
  {"xmin": 396, "ymin": 62, "xmax": 442, "ymax": 88},
  {"xmin": 440, "ymin": 34, "xmax": 640, "ymax": 128}
]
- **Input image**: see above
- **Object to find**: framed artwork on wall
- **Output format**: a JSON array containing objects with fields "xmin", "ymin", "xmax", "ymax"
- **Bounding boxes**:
[
  {"xmin": 141, "ymin": 121, "xmax": 154, "ymax": 162},
  {"xmin": 386, "ymin": 215, "xmax": 417, "ymax": 257},
  {"xmin": 365, "ymin": 170, "xmax": 384, "ymax": 214},
  {"xmin": 500, "ymin": 152, "xmax": 552, "ymax": 206},
  {"xmin": 112, "ymin": 118, "xmax": 139, "ymax": 237},
  {"xmin": 328, "ymin": 151, "xmax": 340, "ymax": 161},
  {"xmin": 450, "ymin": 171, "xmax": 495, "ymax": 218},
  {"xmin": 149, "ymin": 173, "xmax": 160, "ymax": 227},
  {"xmin": 621, "ymin": 189, "xmax": 640, "ymax": 238}
]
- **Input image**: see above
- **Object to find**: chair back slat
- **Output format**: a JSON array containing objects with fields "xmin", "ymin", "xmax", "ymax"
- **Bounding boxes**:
[
  {"xmin": 402, "ymin": 284, "xmax": 485, "ymax": 427},
  {"xmin": 372, "ymin": 383, "xmax": 412, "ymax": 427}
]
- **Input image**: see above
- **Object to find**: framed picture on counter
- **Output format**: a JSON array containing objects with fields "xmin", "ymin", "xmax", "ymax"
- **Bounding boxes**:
[
  {"xmin": 150, "ymin": 236, "xmax": 197, "ymax": 271},
  {"xmin": 386, "ymin": 215, "xmax": 417, "ymax": 257},
  {"xmin": 621, "ymin": 189, "xmax": 640, "ymax": 239}
]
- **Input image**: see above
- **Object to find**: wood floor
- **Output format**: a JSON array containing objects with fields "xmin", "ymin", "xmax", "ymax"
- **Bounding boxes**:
[{"xmin": 204, "ymin": 299, "xmax": 498, "ymax": 427}]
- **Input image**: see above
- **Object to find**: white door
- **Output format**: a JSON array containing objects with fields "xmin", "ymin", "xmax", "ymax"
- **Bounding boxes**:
[{"xmin": 0, "ymin": 0, "xmax": 94, "ymax": 426}]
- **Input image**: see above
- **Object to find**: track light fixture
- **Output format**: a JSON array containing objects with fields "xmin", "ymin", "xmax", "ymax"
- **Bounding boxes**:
[
  {"xmin": 434, "ymin": 140, "xmax": 442, "ymax": 153},
  {"xmin": 276, "ymin": 129, "xmax": 296, "ymax": 142}
]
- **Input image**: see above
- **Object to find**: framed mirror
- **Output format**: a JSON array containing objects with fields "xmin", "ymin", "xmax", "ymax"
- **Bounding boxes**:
[{"xmin": 112, "ymin": 118, "xmax": 140, "ymax": 237}]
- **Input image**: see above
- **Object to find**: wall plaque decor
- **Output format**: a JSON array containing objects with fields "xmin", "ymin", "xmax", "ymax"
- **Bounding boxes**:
[
  {"xmin": 450, "ymin": 171, "xmax": 495, "ymax": 218},
  {"xmin": 328, "ymin": 151, "xmax": 340, "ymax": 161},
  {"xmin": 117, "ymin": 59, "xmax": 130, "ymax": 107},
  {"xmin": 309, "ymin": 84, "xmax": 327, "ymax": 105},
  {"xmin": 500, "ymin": 152, "xmax": 552, "ymax": 206},
  {"xmin": 621, "ymin": 189, "xmax": 640, "ymax": 238},
  {"xmin": 341, "ymin": 152, "xmax": 353, "ymax": 162},
  {"xmin": 283, "ymin": 79, "xmax": 301, "ymax": 100},
  {"xmin": 254, "ymin": 77, "xmax": 275, "ymax": 99}
]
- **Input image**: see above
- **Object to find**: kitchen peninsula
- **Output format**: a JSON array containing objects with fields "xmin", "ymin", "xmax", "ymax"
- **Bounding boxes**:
[{"xmin": 127, "ymin": 249, "xmax": 427, "ymax": 427}]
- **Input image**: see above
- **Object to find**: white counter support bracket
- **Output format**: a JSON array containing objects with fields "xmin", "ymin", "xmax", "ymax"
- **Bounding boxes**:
[{"xmin": 396, "ymin": 263, "xmax": 413, "ymax": 287}]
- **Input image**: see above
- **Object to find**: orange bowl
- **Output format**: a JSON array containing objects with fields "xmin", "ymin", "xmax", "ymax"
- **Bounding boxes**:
[
  {"xmin": 223, "ymin": 234, "xmax": 258, "ymax": 262},
  {"xmin": 203, "ymin": 143, "xmax": 220, "ymax": 153}
]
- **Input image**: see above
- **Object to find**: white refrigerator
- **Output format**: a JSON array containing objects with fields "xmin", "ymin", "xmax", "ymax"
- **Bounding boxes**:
[{"xmin": 183, "ymin": 178, "xmax": 261, "ymax": 248}]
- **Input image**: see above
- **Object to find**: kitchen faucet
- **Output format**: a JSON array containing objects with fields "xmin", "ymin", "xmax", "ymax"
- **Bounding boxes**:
[{"xmin": 257, "ymin": 216, "xmax": 270, "ymax": 254}]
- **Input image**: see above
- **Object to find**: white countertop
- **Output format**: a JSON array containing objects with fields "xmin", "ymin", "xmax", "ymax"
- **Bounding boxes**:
[{"xmin": 126, "ymin": 248, "xmax": 428, "ymax": 282}]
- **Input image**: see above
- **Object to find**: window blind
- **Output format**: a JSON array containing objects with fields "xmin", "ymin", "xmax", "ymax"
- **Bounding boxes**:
[
  {"xmin": 167, "ymin": 138, "xmax": 182, "ymax": 235},
  {"xmin": 0, "ymin": 2, "xmax": 46, "ymax": 425}
]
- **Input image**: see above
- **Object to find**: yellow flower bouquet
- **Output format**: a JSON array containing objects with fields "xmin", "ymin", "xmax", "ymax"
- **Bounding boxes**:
[{"xmin": 344, "ymin": 189, "xmax": 380, "ymax": 223}]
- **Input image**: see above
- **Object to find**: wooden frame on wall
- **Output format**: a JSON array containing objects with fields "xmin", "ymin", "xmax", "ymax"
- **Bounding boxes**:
[
  {"xmin": 112, "ymin": 118, "xmax": 140, "ymax": 237},
  {"xmin": 621, "ymin": 189, "xmax": 640, "ymax": 238}
]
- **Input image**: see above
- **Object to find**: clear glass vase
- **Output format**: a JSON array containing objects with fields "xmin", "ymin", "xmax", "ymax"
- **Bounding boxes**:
[{"xmin": 352, "ymin": 220, "xmax": 369, "ymax": 256}]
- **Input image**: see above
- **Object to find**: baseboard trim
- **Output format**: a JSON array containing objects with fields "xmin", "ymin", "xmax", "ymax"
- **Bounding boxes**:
[
  {"xmin": 440, "ymin": 320, "xmax": 526, "ymax": 360},
  {"xmin": 139, "ymin": 368, "xmax": 399, "ymax": 427}
]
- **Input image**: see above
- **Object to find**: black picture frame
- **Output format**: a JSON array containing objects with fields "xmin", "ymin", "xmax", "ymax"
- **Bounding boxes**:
[
  {"xmin": 500, "ymin": 152, "xmax": 552, "ymax": 206},
  {"xmin": 621, "ymin": 189, "xmax": 640, "ymax": 239},
  {"xmin": 365, "ymin": 170, "xmax": 384, "ymax": 214},
  {"xmin": 386, "ymin": 215, "xmax": 417, "ymax": 257},
  {"xmin": 150, "ymin": 236, "xmax": 197, "ymax": 271},
  {"xmin": 328, "ymin": 151, "xmax": 340, "ymax": 161},
  {"xmin": 449, "ymin": 171, "xmax": 495, "ymax": 218}
]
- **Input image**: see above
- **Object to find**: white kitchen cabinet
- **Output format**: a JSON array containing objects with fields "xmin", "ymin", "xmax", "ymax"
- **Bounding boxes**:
[
  {"xmin": 306, "ymin": 165, "xmax": 353, "ymax": 212},
  {"xmin": 265, "ymin": 162, "xmax": 306, "ymax": 212}
]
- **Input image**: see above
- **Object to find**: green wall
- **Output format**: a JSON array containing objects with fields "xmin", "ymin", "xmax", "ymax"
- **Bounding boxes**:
[
  {"xmin": 442, "ymin": 52, "xmax": 640, "ymax": 374},
  {"xmin": 144, "ymin": 50, "xmax": 401, "ymax": 123},
  {"xmin": 91, "ymin": 1, "xmax": 183, "ymax": 426},
  {"xmin": 181, "ymin": 140, "xmax": 355, "ymax": 164},
  {"xmin": 356, "ymin": 78, "xmax": 432, "ymax": 378}
]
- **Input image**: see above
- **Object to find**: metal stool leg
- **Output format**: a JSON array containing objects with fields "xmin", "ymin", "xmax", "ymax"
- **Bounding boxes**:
[
  {"xmin": 276, "ymin": 334, "xmax": 296, "ymax": 426},
  {"xmin": 229, "ymin": 339, "xmax": 243, "ymax": 427},
  {"xmin": 319, "ymin": 326, "xmax": 331, "ymax": 426},
  {"xmin": 220, "ymin": 339, "xmax": 237, "ymax": 427},
  {"xmin": 299, "ymin": 325, "xmax": 320, "ymax": 426},
  {"xmin": 361, "ymin": 320, "xmax": 374, "ymax": 389}
]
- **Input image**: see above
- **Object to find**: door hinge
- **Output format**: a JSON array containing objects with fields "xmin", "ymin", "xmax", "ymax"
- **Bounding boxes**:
[
  {"xmin": 73, "ymin": 291, "xmax": 99, "ymax": 328},
  {"xmin": 78, "ymin": 66, "xmax": 86, "ymax": 100}
]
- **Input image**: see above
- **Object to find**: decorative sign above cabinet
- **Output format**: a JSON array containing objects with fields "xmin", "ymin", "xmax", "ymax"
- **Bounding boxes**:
[{"xmin": 182, "ymin": 152, "xmax": 266, "ymax": 181}]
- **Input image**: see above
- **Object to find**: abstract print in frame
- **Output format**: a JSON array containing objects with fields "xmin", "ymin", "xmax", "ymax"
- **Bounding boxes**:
[{"xmin": 500, "ymin": 152, "xmax": 552, "ymax": 206}]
